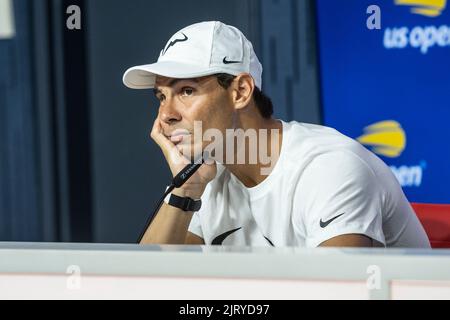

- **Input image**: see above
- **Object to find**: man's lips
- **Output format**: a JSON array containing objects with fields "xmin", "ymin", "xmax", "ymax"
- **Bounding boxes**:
[{"xmin": 167, "ymin": 129, "xmax": 191, "ymax": 144}]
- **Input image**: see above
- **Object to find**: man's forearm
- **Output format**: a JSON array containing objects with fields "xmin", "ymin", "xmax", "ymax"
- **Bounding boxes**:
[{"xmin": 139, "ymin": 203, "xmax": 194, "ymax": 245}]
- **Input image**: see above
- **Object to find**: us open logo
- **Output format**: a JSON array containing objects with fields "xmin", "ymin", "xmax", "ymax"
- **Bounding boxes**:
[
  {"xmin": 357, "ymin": 120, "xmax": 425, "ymax": 188},
  {"xmin": 395, "ymin": 0, "xmax": 447, "ymax": 17},
  {"xmin": 384, "ymin": 0, "xmax": 450, "ymax": 54}
]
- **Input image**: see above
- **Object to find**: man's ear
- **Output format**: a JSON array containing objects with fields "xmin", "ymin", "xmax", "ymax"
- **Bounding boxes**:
[{"xmin": 231, "ymin": 73, "xmax": 255, "ymax": 111}]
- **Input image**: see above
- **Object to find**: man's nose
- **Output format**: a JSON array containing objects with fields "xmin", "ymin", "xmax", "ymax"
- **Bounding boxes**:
[{"xmin": 159, "ymin": 98, "xmax": 181, "ymax": 125}]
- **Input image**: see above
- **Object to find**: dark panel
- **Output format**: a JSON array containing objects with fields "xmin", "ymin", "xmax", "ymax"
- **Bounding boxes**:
[
  {"xmin": 260, "ymin": 0, "xmax": 321, "ymax": 123},
  {"xmin": 0, "ymin": 0, "xmax": 41, "ymax": 241},
  {"xmin": 31, "ymin": 0, "xmax": 58, "ymax": 242},
  {"xmin": 62, "ymin": 0, "xmax": 93, "ymax": 242}
]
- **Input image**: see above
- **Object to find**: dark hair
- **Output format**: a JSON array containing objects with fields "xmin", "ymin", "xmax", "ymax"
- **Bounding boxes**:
[{"xmin": 215, "ymin": 73, "xmax": 274, "ymax": 119}]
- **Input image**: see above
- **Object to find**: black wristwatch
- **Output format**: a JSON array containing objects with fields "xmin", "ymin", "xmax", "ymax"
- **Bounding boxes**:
[{"xmin": 168, "ymin": 193, "xmax": 202, "ymax": 212}]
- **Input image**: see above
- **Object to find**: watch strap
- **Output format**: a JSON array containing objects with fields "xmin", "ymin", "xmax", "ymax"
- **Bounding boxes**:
[{"xmin": 168, "ymin": 193, "xmax": 202, "ymax": 212}]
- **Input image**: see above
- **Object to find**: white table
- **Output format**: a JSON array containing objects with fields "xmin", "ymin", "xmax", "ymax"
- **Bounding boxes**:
[{"xmin": 1, "ymin": 243, "xmax": 449, "ymax": 300}]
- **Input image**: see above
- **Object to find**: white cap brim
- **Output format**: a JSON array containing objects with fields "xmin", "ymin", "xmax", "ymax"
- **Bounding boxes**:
[{"xmin": 123, "ymin": 61, "xmax": 238, "ymax": 89}]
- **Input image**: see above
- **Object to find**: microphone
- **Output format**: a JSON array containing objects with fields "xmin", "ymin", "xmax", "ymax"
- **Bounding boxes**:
[
  {"xmin": 136, "ymin": 153, "xmax": 207, "ymax": 243},
  {"xmin": 172, "ymin": 162, "xmax": 203, "ymax": 188}
]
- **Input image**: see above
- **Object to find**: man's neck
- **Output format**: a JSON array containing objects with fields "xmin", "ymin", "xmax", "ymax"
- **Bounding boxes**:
[{"xmin": 224, "ymin": 117, "xmax": 283, "ymax": 188}]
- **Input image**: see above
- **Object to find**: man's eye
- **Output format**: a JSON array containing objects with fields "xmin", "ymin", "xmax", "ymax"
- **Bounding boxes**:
[
  {"xmin": 181, "ymin": 87, "xmax": 194, "ymax": 96},
  {"xmin": 157, "ymin": 94, "xmax": 166, "ymax": 102}
]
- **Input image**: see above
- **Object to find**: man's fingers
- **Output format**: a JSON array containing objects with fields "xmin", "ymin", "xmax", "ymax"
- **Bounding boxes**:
[
  {"xmin": 150, "ymin": 118, "xmax": 167, "ymax": 147},
  {"xmin": 150, "ymin": 118, "xmax": 190, "ymax": 166},
  {"xmin": 151, "ymin": 119, "xmax": 174, "ymax": 152}
]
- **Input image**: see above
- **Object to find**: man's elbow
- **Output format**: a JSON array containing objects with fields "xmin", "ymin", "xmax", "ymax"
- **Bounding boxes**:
[{"xmin": 319, "ymin": 234, "xmax": 384, "ymax": 248}]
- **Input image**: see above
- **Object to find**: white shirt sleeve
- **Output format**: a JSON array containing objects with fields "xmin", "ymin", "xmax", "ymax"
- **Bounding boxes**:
[
  {"xmin": 296, "ymin": 150, "xmax": 387, "ymax": 247},
  {"xmin": 188, "ymin": 212, "xmax": 203, "ymax": 238}
]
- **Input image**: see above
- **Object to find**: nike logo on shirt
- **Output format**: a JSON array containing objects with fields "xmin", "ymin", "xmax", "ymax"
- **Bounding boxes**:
[
  {"xmin": 264, "ymin": 236, "xmax": 275, "ymax": 247},
  {"xmin": 320, "ymin": 213, "xmax": 345, "ymax": 228},
  {"xmin": 212, "ymin": 227, "xmax": 242, "ymax": 245}
]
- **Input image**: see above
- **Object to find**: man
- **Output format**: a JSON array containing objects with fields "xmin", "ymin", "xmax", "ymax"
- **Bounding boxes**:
[{"xmin": 123, "ymin": 21, "xmax": 430, "ymax": 248}]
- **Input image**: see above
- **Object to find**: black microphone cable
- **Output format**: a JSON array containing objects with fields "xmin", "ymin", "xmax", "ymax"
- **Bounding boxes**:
[{"xmin": 136, "ymin": 156, "xmax": 206, "ymax": 243}]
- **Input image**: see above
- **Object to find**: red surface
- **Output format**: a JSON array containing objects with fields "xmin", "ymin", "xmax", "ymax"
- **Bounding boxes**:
[{"xmin": 411, "ymin": 203, "xmax": 450, "ymax": 249}]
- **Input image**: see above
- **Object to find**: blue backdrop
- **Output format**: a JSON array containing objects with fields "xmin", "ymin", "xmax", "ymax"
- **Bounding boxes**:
[{"xmin": 316, "ymin": 0, "xmax": 450, "ymax": 204}]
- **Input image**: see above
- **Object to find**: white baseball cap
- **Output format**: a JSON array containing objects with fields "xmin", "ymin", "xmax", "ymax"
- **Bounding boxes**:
[{"xmin": 122, "ymin": 21, "xmax": 263, "ymax": 90}]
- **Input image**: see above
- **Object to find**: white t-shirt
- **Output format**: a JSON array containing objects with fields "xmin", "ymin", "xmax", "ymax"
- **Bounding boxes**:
[{"xmin": 188, "ymin": 121, "xmax": 431, "ymax": 248}]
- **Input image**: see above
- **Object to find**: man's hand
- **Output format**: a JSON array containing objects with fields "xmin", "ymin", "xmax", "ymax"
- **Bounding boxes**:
[{"xmin": 150, "ymin": 118, "xmax": 217, "ymax": 199}]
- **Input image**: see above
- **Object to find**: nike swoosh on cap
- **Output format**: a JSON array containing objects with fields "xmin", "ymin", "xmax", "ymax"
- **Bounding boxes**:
[
  {"xmin": 223, "ymin": 57, "xmax": 241, "ymax": 64},
  {"xmin": 212, "ymin": 227, "xmax": 242, "ymax": 245},
  {"xmin": 320, "ymin": 213, "xmax": 345, "ymax": 229}
]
